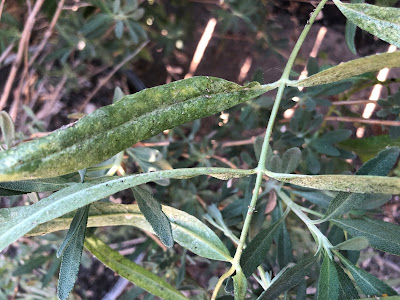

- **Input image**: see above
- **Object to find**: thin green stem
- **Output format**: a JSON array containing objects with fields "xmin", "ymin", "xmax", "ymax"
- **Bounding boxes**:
[
  {"xmin": 299, "ymin": 206, "xmax": 324, "ymax": 218},
  {"xmin": 211, "ymin": 266, "xmax": 236, "ymax": 300},
  {"xmin": 277, "ymin": 190, "xmax": 332, "ymax": 257},
  {"xmin": 212, "ymin": 0, "xmax": 330, "ymax": 296}
]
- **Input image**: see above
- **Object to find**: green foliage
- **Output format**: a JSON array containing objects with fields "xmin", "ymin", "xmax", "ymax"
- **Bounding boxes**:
[
  {"xmin": 0, "ymin": 77, "xmax": 266, "ymax": 181},
  {"xmin": 84, "ymin": 235, "xmax": 187, "ymax": 300},
  {"xmin": 318, "ymin": 255, "xmax": 339, "ymax": 300},
  {"xmin": 132, "ymin": 186, "xmax": 173, "ymax": 248},
  {"xmin": 333, "ymin": 0, "xmax": 400, "ymax": 48},
  {"xmin": 377, "ymin": 89, "xmax": 400, "ymax": 139},
  {"xmin": 257, "ymin": 254, "xmax": 320, "ymax": 299},
  {"xmin": 240, "ymin": 208, "xmax": 288, "ymax": 278},
  {"xmin": 57, "ymin": 206, "xmax": 89, "ymax": 300},
  {"xmin": 321, "ymin": 147, "xmax": 400, "ymax": 220},
  {"xmin": 333, "ymin": 217, "xmax": 400, "ymax": 256},
  {"xmin": 2, "ymin": 0, "xmax": 400, "ymax": 299},
  {"xmin": 338, "ymin": 253, "xmax": 397, "ymax": 297}
]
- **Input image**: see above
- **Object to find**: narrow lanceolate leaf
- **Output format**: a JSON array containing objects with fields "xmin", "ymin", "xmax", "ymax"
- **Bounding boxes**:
[
  {"xmin": 335, "ymin": 262, "xmax": 359, "ymax": 300},
  {"xmin": 257, "ymin": 255, "xmax": 319, "ymax": 300},
  {"xmin": 267, "ymin": 172, "xmax": 400, "ymax": 194},
  {"xmin": 0, "ymin": 176, "xmax": 75, "ymax": 195},
  {"xmin": 344, "ymin": 0, "xmax": 364, "ymax": 54},
  {"xmin": 57, "ymin": 205, "xmax": 89, "ymax": 300},
  {"xmin": 333, "ymin": 218, "xmax": 400, "ymax": 256},
  {"xmin": 276, "ymin": 221, "xmax": 293, "ymax": 270},
  {"xmin": 322, "ymin": 147, "xmax": 400, "ymax": 221},
  {"xmin": 268, "ymin": 146, "xmax": 400, "ymax": 201},
  {"xmin": 290, "ymin": 51, "xmax": 400, "ymax": 87},
  {"xmin": 132, "ymin": 186, "xmax": 173, "ymax": 248},
  {"xmin": 233, "ymin": 270, "xmax": 247, "ymax": 300},
  {"xmin": 333, "ymin": 0, "xmax": 400, "ymax": 48},
  {"xmin": 0, "ymin": 167, "xmax": 249, "ymax": 254},
  {"xmin": 345, "ymin": 15, "xmax": 358, "ymax": 54},
  {"xmin": 332, "ymin": 237, "xmax": 369, "ymax": 251},
  {"xmin": 338, "ymin": 254, "xmax": 397, "ymax": 297},
  {"xmin": 0, "ymin": 77, "xmax": 268, "ymax": 182},
  {"xmin": 0, "ymin": 111, "xmax": 15, "ymax": 149},
  {"xmin": 241, "ymin": 209, "xmax": 289, "ymax": 278},
  {"xmin": 318, "ymin": 256, "xmax": 339, "ymax": 300},
  {"xmin": 84, "ymin": 235, "xmax": 188, "ymax": 300},
  {"xmin": 57, "ymin": 205, "xmax": 91, "ymax": 258},
  {"xmin": 26, "ymin": 202, "xmax": 232, "ymax": 262}
]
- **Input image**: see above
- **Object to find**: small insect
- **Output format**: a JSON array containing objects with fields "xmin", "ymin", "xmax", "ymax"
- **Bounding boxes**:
[{"xmin": 248, "ymin": 205, "xmax": 257, "ymax": 215}]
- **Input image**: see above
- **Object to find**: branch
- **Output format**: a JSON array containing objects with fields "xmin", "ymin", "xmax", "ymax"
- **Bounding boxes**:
[{"xmin": 0, "ymin": 0, "xmax": 45, "ymax": 111}]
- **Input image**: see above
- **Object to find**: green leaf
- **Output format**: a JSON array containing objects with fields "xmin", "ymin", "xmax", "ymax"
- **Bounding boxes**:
[
  {"xmin": 57, "ymin": 205, "xmax": 90, "ymax": 258},
  {"xmin": 0, "ymin": 111, "xmax": 15, "ymax": 150},
  {"xmin": 115, "ymin": 20, "xmax": 124, "ymax": 38},
  {"xmin": 26, "ymin": 202, "xmax": 233, "ymax": 262},
  {"xmin": 281, "ymin": 147, "xmax": 301, "ymax": 174},
  {"xmin": 0, "ymin": 166, "xmax": 250, "ymax": 254},
  {"xmin": 113, "ymin": 0, "xmax": 120, "ymax": 13},
  {"xmin": 338, "ymin": 254, "xmax": 397, "ymax": 296},
  {"xmin": 80, "ymin": 13, "xmax": 113, "ymax": 38},
  {"xmin": 241, "ymin": 209, "xmax": 289, "ymax": 278},
  {"xmin": 339, "ymin": 135, "xmax": 400, "ymax": 163},
  {"xmin": 267, "ymin": 173, "xmax": 400, "ymax": 194},
  {"xmin": 318, "ymin": 256, "xmax": 339, "ymax": 300},
  {"xmin": 257, "ymin": 255, "xmax": 319, "ymax": 300},
  {"xmin": 0, "ymin": 77, "xmax": 269, "ymax": 182},
  {"xmin": 333, "ymin": 236, "xmax": 369, "ymax": 251},
  {"xmin": 322, "ymin": 147, "xmax": 400, "ymax": 220},
  {"xmin": 333, "ymin": 0, "xmax": 400, "ymax": 48},
  {"xmin": 0, "ymin": 177, "xmax": 72, "ymax": 194},
  {"xmin": 269, "ymin": 155, "xmax": 282, "ymax": 173},
  {"xmin": 375, "ymin": 0, "xmax": 398, "ymax": 6},
  {"xmin": 269, "ymin": 146, "xmax": 400, "ymax": 197},
  {"xmin": 332, "ymin": 237, "xmax": 369, "ymax": 251},
  {"xmin": 57, "ymin": 205, "xmax": 89, "ymax": 300},
  {"xmin": 113, "ymin": 87, "xmax": 125, "ymax": 102},
  {"xmin": 132, "ymin": 186, "xmax": 173, "ymax": 248},
  {"xmin": 272, "ymin": 204, "xmax": 293, "ymax": 269},
  {"xmin": 41, "ymin": 257, "xmax": 61, "ymax": 288},
  {"xmin": 335, "ymin": 262, "xmax": 359, "ymax": 300},
  {"xmin": 276, "ymin": 221, "xmax": 293, "ymax": 270},
  {"xmin": 345, "ymin": 0, "xmax": 364, "ymax": 54},
  {"xmin": 318, "ymin": 129, "xmax": 352, "ymax": 144},
  {"xmin": 311, "ymin": 142, "xmax": 340, "ymax": 156},
  {"xmin": 362, "ymin": 193, "xmax": 393, "ymax": 210},
  {"xmin": 333, "ymin": 217, "xmax": 400, "ymax": 256},
  {"xmin": 290, "ymin": 189, "xmax": 332, "ymax": 209},
  {"xmin": 84, "ymin": 235, "xmax": 188, "ymax": 300},
  {"xmin": 233, "ymin": 270, "xmax": 247, "ymax": 300},
  {"xmin": 129, "ymin": 147, "xmax": 163, "ymax": 162},
  {"xmin": 12, "ymin": 255, "xmax": 50, "ymax": 276},
  {"xmin": 345, "ymin": 19, "xmax": 357, "ymax": 54},
  {"xmin": 290, "ymin": 51, "xmax": 400, "ymax": 87}
]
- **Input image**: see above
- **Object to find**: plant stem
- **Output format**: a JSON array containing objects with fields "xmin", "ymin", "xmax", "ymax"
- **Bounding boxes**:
[
  {"xmin": 212, "ymin": 0, "xmax": 330, "ymax": 296},
  {"xmin": 277, "ymin": 190, "xmax": 332, "ymax": 257},
  {"xmin": 211, "ymin": 266, "xmax": 236, "ymax": 300}
]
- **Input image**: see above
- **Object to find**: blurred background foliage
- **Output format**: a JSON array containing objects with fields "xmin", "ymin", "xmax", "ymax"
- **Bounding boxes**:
[{"xmin": 1, "ymin": 0, "xmax": 400, "ymax": 299}]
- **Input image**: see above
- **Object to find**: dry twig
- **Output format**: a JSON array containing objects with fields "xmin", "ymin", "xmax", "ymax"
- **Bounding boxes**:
[
  {"xmin": 29, "ymin": 0, "xmax": 65, "ymax": 67},
  {"xmin": 0, "ymin": 0, "xmax": 45, "ymax": 111},
  {"xmin": 325, "ymin": 116, "xmax": 400, "ymax": 126},
  {"xmin": 0, "ymin": 0, "xmax": 5, "ymax": 21},
  {"xmin": 78, "ymin": 41, "xmax": 149, "ymax": 112}
]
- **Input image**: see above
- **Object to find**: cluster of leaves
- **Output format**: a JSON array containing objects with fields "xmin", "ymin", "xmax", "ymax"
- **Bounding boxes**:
[{"xmin": 1, "ymin": 0, "xmax": 400, "ymax": 300}]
